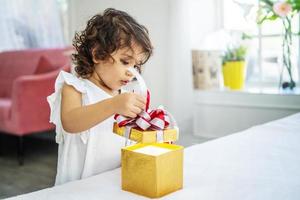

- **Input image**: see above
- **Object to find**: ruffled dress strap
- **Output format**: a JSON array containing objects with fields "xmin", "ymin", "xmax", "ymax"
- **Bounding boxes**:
[{"xmin": 47, "ymin": 71, "xmax": 88, "ymax": 144}]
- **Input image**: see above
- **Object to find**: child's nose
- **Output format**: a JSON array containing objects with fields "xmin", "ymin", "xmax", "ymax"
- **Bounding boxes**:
[{"xmin": 126, "ymin": 70, "xmax": 133, "ymax": 77}]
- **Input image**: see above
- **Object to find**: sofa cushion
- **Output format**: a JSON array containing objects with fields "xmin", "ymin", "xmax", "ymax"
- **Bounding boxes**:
[
  {"xmin": 0, "ymin": 47, "xmax": 71, "ymax": 98},
  {"xmin": 0, "ymin": 50, "xmax": 41, "ymax": 97},
  {"xmin": 41, "ymin": 47, "xmax": 72, "ymax": 70},
  {"xmin": 0, "ymin": 98, "xmax": 11, "ymax": 122},
  {"xmin": 34, "ymin": 56, "xmax": 53, "ymax": 74}
]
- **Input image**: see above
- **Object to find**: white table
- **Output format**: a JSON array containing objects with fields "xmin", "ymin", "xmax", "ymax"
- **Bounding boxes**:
[{"xmin": 8, "ymin": 113, "xmax": 300, "ymax": 200}]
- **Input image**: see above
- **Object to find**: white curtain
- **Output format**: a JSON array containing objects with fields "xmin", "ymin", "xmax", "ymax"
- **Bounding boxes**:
[{"xmin": 0, "ymin": 0, "xmax": 65, "ymax": 52}]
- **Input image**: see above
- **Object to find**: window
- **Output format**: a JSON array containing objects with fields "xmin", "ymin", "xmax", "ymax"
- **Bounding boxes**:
[{"xmin": 223, "ymin": 0, "xmax": 300, "ymax": 87}]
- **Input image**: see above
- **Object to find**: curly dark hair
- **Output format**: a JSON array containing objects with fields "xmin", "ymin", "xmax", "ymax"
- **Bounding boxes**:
[{"xmin": 72, "ymin": 8, "xmax": 153, "ymax": 78}]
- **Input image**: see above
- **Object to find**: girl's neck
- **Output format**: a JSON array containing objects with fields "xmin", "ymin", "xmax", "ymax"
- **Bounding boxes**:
[{"xmin": 88, "ymin": 73, "xmax": 118, "ymax": 96}]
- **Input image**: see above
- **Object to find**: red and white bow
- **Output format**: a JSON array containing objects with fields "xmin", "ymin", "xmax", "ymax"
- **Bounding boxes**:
[{"xmin": 114, "ymin": 90, "xmax": 171, "ymax": 131}]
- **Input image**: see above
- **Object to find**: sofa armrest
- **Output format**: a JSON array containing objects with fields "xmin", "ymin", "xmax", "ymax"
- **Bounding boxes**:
[{"xmin": 10, "ymin": 66, "xmax": 69, "ymax": 134}]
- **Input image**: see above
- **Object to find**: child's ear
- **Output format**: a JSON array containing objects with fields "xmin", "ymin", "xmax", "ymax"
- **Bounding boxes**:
[{"xmin": 92, "ymin": 48, "xmax": 100, "ymax": 64}]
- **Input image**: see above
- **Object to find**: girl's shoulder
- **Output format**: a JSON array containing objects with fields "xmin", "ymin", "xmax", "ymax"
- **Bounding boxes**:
[{"xmin": 55, "ymin": 71, "xmax": 87, "ymax": 94}]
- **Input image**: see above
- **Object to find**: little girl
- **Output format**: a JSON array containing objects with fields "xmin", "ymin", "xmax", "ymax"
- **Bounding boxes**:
[{"xmin": 47, "ymin": 8, "xmax": 153, "ymax": 185}]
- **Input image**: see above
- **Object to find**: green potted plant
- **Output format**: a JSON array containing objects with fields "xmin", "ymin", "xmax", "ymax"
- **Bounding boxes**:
[{"xmin": 222, "ymin": 45, "xmax": 247, "ymax": 90}]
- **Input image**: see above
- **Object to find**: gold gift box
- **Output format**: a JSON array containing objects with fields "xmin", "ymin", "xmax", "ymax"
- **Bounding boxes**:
[
  {"xmin": 121, "ymin": 143, "xmax": 184, "ymax": 198},
  {"xmin": 113, "ymin": 122, "xmax": 178, "ymax": 143}
]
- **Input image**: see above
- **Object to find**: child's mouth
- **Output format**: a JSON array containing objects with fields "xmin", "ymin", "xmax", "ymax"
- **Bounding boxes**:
[{"xmin": 121, "ymin": 80, "xmax": 129, "ymax": 85}]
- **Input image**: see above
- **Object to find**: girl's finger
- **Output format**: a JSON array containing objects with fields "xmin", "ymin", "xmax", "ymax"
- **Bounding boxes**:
[
  {"xmin": 131, "ymin": 106, "xmax": 142, "ymax": 114},
  {"xmin": 126, "ymin": 111, "xmax": 137, "ymax": 118},
  {"xmin": 135, "ymin": 94, "xmax": 146, "ymax": 104},
  {"xmin": 134, "ymin": 101, "xmax": 146, "ymax": 110}
]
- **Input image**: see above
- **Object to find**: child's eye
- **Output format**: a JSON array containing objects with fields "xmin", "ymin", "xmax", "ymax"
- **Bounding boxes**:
[
  {"xmin": 120, "ymin": 59, "xmax": 129, "ymax": 65},
  {"xmin": 134, "ymin": 65, "xmax": 142, "ymax": 73}
]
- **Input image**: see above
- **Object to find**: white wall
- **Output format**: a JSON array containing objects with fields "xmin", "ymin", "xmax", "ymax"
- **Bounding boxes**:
[
  {"xmin": 167, "ymin": 0, "xmax": 193, "ymax": 133},
  {"xmin": 193, "ymin": 90, "xmax": 300, "ymax": 138},
  {"xmin": 166, "ymin": 0, "xmax": 226, "ymax": 133},
  {"xmin": 189, "ymin": 0, "xmax": 220, "ymax": 49}
]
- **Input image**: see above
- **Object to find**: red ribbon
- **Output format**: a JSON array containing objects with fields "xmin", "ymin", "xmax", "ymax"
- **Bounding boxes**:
[{"xmin": 114, "ymin": 90, "xmax": 170, "ymax": 131}]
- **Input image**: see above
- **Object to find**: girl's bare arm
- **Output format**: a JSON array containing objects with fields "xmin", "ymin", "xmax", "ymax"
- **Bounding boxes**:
[{"xmin": 60, "ymin": 84, "xmax": 145, "ymax": 133}]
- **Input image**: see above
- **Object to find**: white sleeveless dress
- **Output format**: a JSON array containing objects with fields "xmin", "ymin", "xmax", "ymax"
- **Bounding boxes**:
[{"xmin": 47, "ymin": 71, "xmax": 125, "ymax": 185}]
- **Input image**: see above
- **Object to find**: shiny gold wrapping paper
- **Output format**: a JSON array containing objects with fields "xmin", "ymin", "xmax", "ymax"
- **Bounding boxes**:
[
  {"xmin": 113, "ymin": 122, "xmax": 178, "ymax": 143},
  {"xmin": 121, "ymin": 143, "xmax": 183, "ymax": 198}
]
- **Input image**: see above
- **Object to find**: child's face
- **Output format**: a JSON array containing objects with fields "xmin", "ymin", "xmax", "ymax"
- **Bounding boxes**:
[{"xmin": 92, "ymin": 44, "xmax": 146, "ymax": 93}]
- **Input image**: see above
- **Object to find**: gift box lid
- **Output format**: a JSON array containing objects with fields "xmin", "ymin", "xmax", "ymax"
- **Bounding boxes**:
[{"xmin": 113, "ymin": 122, "xmax": 178, "ymax": 143}]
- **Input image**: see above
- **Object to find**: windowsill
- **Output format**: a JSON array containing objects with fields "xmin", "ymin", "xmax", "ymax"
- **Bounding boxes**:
[
  {"xmin": 204, "ymin": 86, "xmax": 300, "ymax": 96},
  {"xmin": 243, "ymin": 81, "xmax": 300, "ymax": 95},
  {"xmin": 194, "ymin": 86, "xmax": 300, "ymax": 110},
  {"xmin": 242, "ymin": 87, "xmax": 300, "ymax": 95}
]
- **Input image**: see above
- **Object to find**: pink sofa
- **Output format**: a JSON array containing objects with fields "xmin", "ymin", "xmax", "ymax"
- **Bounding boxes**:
[{"xmin": 0, "ymin": 47, "xmax": 71, "ymax": 165}]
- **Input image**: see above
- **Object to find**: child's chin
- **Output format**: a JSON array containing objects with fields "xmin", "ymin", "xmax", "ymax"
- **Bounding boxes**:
[{"xmin": 112, "ymin": 86, "xmax": 121, "ymax": 91}]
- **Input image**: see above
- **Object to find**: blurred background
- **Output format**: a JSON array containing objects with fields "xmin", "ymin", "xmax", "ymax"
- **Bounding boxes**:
[{"xmin": 0, "ymin": 0, "xmax": 299, "ymax": 198}]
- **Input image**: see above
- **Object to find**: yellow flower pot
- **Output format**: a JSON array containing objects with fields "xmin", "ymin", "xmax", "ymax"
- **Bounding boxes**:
[{"xmin": 222, "ymin": 61, "xmax": 246, "ymax": 90}]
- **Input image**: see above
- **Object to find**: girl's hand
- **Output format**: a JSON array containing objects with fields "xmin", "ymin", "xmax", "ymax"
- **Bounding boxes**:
[{"xmin": 112, "ymin": 93, "xmax": 146, "ymax": 118}]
